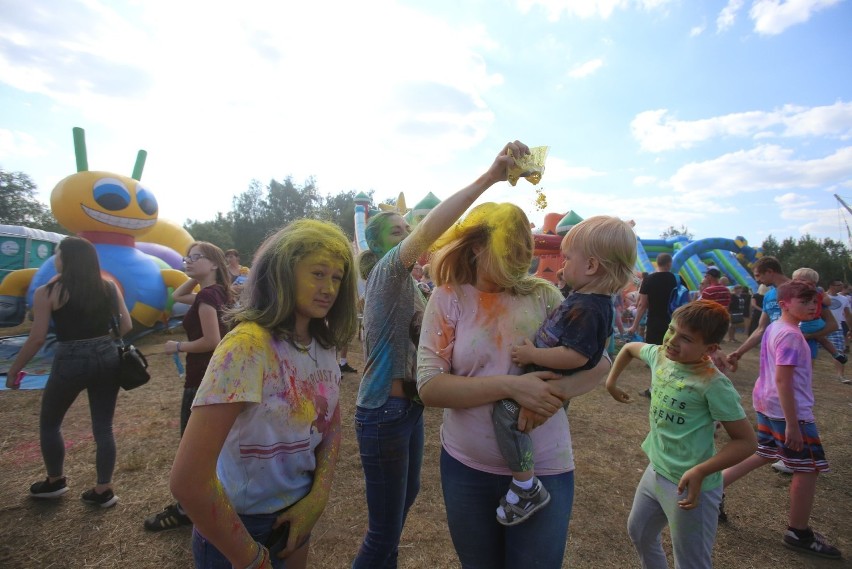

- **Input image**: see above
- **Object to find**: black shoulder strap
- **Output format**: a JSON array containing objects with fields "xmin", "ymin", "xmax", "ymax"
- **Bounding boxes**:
[{"xmin": 106, "ymin": 281, "xmax": 123, "ymax": 340}]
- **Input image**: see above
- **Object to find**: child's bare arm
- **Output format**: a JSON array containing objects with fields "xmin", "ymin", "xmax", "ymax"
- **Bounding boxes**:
[
  {"xmin": 511, "ymin": 338, "xmax": 589, "ymax": 369},
  {"xmin": 676, "ymin": 418, "xmax": 756, "ymax": 509},
  {"xmin": 775, "ymin": 365, "xmax": 803, "ymax": 451},
  {"xmin": 605, "ymin": 342, "xmax": 645, "ymax": 403}
]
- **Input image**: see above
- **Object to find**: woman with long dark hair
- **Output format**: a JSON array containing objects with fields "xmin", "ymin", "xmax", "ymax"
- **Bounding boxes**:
[{"xmin": 6, "ymin": 236, "xmax": 132, "ymax": 507}]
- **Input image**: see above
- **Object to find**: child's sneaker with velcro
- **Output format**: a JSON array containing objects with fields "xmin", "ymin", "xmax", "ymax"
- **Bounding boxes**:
[
  {"xmin": 496, "ymin": 477, "xmax": 551, "ymax": 526},
  {"xmin": 782, "ymin": 527, "xmax": 841, "ymax": 559}
]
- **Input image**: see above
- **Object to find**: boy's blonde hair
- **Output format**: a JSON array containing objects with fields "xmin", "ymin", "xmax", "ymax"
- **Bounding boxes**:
[
  {"xmin": 791, "ymin": 267, "xmax": 819, "ymax": 285},
  {"xmin": 561, "ymin": 215, "xmax": 637, "ymax": 294},
  {"xmin": 671, "ymin": 300, "xmax": 730, "ymax": 345},
  {"xmin": 430, "ymin": 202, "xmax": 554, "ymax": 297}
]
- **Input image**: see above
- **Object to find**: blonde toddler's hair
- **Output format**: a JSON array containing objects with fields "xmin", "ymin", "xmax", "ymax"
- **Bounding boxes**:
[
  {"xmin": 561, "ymin": 215, "xmax": 637, "ymax": 294},
  {"xmin": 791, "ymin": 267, "xmax": 819, "ymax": 285}
]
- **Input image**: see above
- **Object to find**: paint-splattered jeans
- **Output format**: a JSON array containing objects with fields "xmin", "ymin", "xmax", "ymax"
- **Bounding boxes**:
[
  {"xmin": 352, "ymin": 397, "xmax": 424, "ymax": 569},
  {"xmin": 192, "ymin": 512, "xmax": 285, "ymax": 568},
  {"xmin": 627, "ymin": 464, "xmax": 721, "ymax": 569},
  {"xmin": 39, "ymin": 335, "xmax": 119, "ymax": 484}
]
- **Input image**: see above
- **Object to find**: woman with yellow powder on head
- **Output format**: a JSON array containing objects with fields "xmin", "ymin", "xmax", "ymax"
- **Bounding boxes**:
[
  {"xmin": 416, "ymin": 204, "xmax": 612, "ymax": 568},
  {"xmin": 170, "ymin": 219, "xmax": 359, "ymax": 569}
]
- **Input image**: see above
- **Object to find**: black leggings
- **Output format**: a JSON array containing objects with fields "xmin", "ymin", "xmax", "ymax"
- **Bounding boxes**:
[{"xmin": 40, "ymin": 336, "xmax": 120, "ymax": 484}]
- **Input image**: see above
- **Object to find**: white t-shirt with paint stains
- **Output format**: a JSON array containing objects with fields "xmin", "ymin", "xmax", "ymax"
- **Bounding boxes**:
[{"xmin": 193, "ymin": 321, "xmax": 340, "ymax": 514}]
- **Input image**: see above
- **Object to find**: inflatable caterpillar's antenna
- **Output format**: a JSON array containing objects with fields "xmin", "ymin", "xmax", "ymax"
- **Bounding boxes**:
[
  {"xmin": 132, "ymin": 150, "xmax": 147, "ymax": 181},
  {"xmin": 72, "ymin": 127, "xmax": 88, "ymax": 172}
]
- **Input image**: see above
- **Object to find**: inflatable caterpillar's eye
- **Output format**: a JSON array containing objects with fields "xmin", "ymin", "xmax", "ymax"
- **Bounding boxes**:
[
  {"xmin": 136, "ymin": 186, "xmax": 158, "ymax": 216},
  {"xmin": 93, "ymin": 178, "xmax": 131, "ymax": 211}
]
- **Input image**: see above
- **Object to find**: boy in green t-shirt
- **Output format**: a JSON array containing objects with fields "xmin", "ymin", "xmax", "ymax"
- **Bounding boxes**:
[{"xmin": 606, "ymin": 300, "xmax": 757, "ymax": 569}]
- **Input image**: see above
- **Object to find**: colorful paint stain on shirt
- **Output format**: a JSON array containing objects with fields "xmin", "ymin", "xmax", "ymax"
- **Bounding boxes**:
[{"xmin": 194, "ymin": 321, "xmax": 341, "ymax": 514}]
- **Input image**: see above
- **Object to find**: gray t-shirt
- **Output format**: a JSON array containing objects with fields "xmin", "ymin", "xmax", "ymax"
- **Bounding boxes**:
[{"xmin": 356, "ymin": 244, "xmax": 426, "ymax": 408}]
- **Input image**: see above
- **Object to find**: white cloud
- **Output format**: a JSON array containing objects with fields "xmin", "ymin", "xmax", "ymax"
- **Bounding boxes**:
[
  {"xmin": 775, "ymin": 194, "xmax": 845, "ymax": 238},
  {"xmin": 516, "ymin": 0, "xmax": 674, "ymax": 21},
  {"xmin": 717, "ymin": 0, "xmax": 745, "ymax": 32},
  {"xmin": 545, "ymin": 157, "xmax": 606, "ymax": 181},
  {"xmin": 0, "ymin": 129, "xmax": 47, "ymax": 160},
  {"xmin": 0, "ymin": 0, "xmax": 509, "ymax": 220},
  {"xmin": 775, "ymin": 191, "xmax": 817, "ymax": 207},
  {"xmin": 670, "ymin": 144, "xmax": 852, "ymax": 198},
  {"xmin": 633, "ymin": 175, "xmax": 658, "ymax": 186},
  {"xmin": 568, "ymin": 58, "xmax": 604, "ymax": 78},
  {"xmin": 690, "ymin": 24, "xmax": 706, "ymax": 37},
  {"xmin": 631, "ymin": 101, "xmax": 852, "ymax": 152},
  {"xmin": 750, "ymin": 0, "xmax": 842, "ymax": 35}
]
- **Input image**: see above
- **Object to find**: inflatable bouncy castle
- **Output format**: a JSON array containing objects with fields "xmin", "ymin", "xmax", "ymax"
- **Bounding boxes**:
[{"xmin": 0, "ymin": 127, "xmax": 192, "ymax": 330}]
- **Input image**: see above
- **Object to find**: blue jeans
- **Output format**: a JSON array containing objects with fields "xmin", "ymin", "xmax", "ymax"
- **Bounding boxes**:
[
  {"xmin": 192, "ymin": 512, "xmax": 286, "ymax": 569},
  {"xmin": 352, "ymin": 397, "xmax": 424, "ymax": 569},
  {"xmin": 440, "ymin": 449, "xmax": 574, "ymax": 569},
  {"xmin": 40, "ymin": 336, "xmax": 120, "ymax": 484}
]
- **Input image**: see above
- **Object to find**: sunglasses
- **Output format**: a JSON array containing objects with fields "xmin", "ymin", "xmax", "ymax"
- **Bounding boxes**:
[{"xmin": 182, "ymin": 254, "xmax": 209, "ymax": 264}]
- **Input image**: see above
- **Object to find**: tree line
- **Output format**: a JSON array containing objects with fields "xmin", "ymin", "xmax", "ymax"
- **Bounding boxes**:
[
  {"xmin": 2, "ymin": 167, "xmax": 849, "ymax": 282},
  {"xmin": 182, "ymin": 177, "xmax": 370, "ymax": 261}
]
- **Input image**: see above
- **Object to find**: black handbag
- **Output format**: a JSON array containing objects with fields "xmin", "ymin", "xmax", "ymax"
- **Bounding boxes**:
[{"xmin": 108, "ymin": 284, "xmax": 150, "ymax": 390}]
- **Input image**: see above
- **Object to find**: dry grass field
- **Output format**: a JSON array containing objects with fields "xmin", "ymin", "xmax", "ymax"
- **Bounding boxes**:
[{"xmin": 0, "ymin": 328, "xmax": 850, "ymax": 568}]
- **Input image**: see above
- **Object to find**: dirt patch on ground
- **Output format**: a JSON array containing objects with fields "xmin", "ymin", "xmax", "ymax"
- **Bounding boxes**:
[{"xmin": 0, "ymin": 330, "xmax": 849, "ymax": 568}]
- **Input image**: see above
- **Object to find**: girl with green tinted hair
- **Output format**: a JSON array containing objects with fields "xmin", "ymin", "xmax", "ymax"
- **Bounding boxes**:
[
  {"xmin": 352, "ymin": 141, "xmax": 533, "ymax": 568},
  {"xmin": 171, "ymin": 219, "xmax": 358, "ymax": 569}
]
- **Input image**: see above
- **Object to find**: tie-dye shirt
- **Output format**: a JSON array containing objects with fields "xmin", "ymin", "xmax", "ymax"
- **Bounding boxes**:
[
  {"xmin": 753, "ymin": 320, "xmax": 814, "ymax": 421},
  {"xmin": 193, "ymin": 321, "xmax": 340, "ymax": 514},
  {"xmin": 417, "ymin": 283, "xmax": 573, "ymax": 475},
  {"xmin": 639, "ymin": 344, "xmax": 745, "ymax": 491}
]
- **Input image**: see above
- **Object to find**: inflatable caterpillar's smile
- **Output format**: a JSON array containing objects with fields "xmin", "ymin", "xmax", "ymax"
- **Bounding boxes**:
[{"xmin": 81, "ymin": 204, "xmax": 157, "ymax": 230}]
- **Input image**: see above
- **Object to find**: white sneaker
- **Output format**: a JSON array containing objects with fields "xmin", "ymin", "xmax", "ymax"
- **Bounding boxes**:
[{"xmin": 772, "ymin": 460, "xmax": 794, "ymax": 474}]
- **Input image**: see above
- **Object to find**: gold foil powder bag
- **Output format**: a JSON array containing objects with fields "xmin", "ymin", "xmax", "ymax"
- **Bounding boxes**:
[{"xmin": 507, "ymin": 145, "xmax": 549, "ymax": 186}]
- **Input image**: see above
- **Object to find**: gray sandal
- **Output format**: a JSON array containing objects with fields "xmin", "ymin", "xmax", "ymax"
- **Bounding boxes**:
[{"xmin": 496, "ymin": 478, "xmax": 551, "ymax": 526}]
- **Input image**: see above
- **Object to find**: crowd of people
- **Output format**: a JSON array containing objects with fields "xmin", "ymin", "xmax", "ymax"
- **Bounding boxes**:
[{"xmin": 4, "ymin": 140, "xmax": 848, "ymax": 567}]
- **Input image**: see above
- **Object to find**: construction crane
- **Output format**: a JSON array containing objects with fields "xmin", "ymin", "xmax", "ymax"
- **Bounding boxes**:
[
  {"xmin": 835, "ymin": 194, "xmax": 852, "ymax": 248},
  {"xmin": 834, "ymin": 195, "xmax": 852, "ymax": 276}
]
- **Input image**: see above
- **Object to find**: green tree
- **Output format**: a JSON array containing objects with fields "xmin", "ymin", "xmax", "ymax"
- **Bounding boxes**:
[
  {"xmin": 184, "ymin": 212, "xmax": 235, "ymax": 252},
  {"xmin": 660, "ymin": 225, "xmax": 693, "ymax": 240},
  {"xmin": 229, "ymin": 180, "xmax": 274, "ymax": 261},
  {"xmin": 761, "ymin": 234, "xmax": 851, "ymax": 285},
  {"xmin": 0, "ymin": 169, "xmax": 63, "ymax": 232},
  {"xmin": 318, "ymin": 189, "xmax": 367, "ymax": 239},
  {"xmin": 226, "ymin": 177, "xmax": 328, "ymax": 260},
  {"xmin": 266, "ymin": 177, "xmax": 321, "ymax": 224}
]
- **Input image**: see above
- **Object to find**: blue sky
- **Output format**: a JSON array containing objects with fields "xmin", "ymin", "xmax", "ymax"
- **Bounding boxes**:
[{"xmin": 1, "ymin": 0, "xmax": 851, "ymax": 249}]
